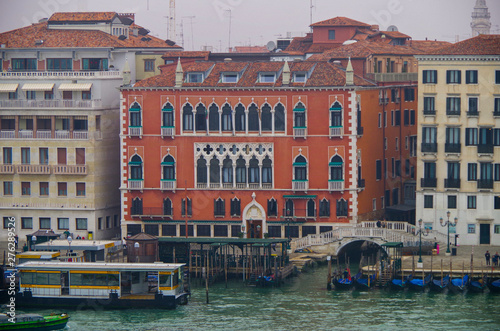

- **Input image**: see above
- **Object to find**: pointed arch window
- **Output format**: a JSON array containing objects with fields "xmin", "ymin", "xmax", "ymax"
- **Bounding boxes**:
[
  {"xmin": 262, "ymin": 156, "xmax": 272, "ymax": 184},
  {"xmin": 307, "ymin": 199, "xmax": 316, "ymax": 217},
  {"xmin": 209, "ymin": 104, "xmax": 219, "ymax": 131},
  {"xmin": 129, "ymin": 155, "xmax": 143, "ymax": 180},
  {"xmin": 197, "ymin": 157, "xmax": 207, "ymax": 184},
  {"xmin": 162, "ymin": 102, "xmax": 174, "ymax": 127},
  {"xmin": 261, "ymin": 103, "xmax": 272, "ymax": 131},
  {"xmin": 293, "ymin": 155, "xmax": 307, "ymax": 181},
  {"xmin": 230, "ymin": 197, "xmax": 241, "ymax": 216},
  {"xmin": 235, "ymin": 104, "xmax": 245, "ymax": 132},
  {"xmin": 293, "ymin": 102, "xmax": 306, "ymax": 128},
  {"xmin": 285, "ymin": 199, "xmax": 294, "ymax": 216},
  {"xmin": 236, "ymin": 157, "xmax": 246, "ymax": 184},
  {"xmin": 163, "ymin": 198, "xmax": 172, "ymax": 216},
  {"xmin": 129, "ymin": 102, "xmax": 142, "ymax": 127},
  {"xmin": 131, "ymin": 197, "xmax": 143, "ymax": 216},
  {"xmin": 274, "ymin": 103, "xmax": 285, "ymax": 131},
  {"xmin": 222, "ymin": 104, "xmax": 232, "ymax": 131},
  {"xmin": 267, "ymin": 198, "xmax": 278, "ymax": 217},
  {"xmin": 196, "ymin": 104, "xmax": 207, "ymax": 131},
  {"xmin": 210, "ymin": 156, "xmax": 220, "ymax": 185},
  {"xmin": 181, "ymin": 197, "xmax": 192, "ymax": 217},
  {"xmin": 214, "ymin": 198, "xmax": 225, "ymax": 217},
  {"xmin": 336, "ymin": 199, "xmax": 348, "ymax": 217},
  {"xmin": 248, "ymin": 156, "xmax": 259, "ymax": 183},
  {"xmin": 162, "ymin": 155, "xmax": 175, "ymax": 180},
  {"xmin": 330, "ymin": 101, "xmax": 342, "ymax": 127},
  {"xmin": 183, "ymin": 103, "xmax": 193, "ymax": 130},
  {"xmin": 330, "ymin": 155, "xmax": 344, "ymax": 181},
  {"xmin": 319, "ymin": 199, "xmax": 330, "ymax": 217},
  {"xmin": 222, "ymin": 157, "xmax": 233, "ymax": 184},
  {"xmin": 248, "ymin": 104, "xmax": 259, "ymax": 131}
]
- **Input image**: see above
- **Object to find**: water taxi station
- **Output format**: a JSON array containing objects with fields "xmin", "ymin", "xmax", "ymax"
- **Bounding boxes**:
[{"xmin": 15, "ymin": 261, "xmax": 188, "ymax": 309}]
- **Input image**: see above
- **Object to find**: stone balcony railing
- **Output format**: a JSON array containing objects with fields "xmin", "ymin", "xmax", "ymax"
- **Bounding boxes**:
[
  {"xmin": 0, "ymin": 70, "xmax": 122, "ymax": 79},
  {"xmin": 0, "ymin": 99, "xmax": 102, "ymax": 109},
  {"xmin": 161, "ymin": 179, "xmax": 176, "ymax": 191},
  {"xmin": 329, "ymin": 180, "xmax": 344, "ymax": 191},
  {"xmin": 0, "ymin": 164, "xmax": 15, "ymax": 174},
  {"xmin": 329, "ymin": 126, "xmax": 343, "ymax": 138},
  {"xmin": 0, "ymin": 130, "xmax": 92, "ymax": 140},
  {"xmin": 16, "ymin": 164, "xmax": 51, "ymax": 174},
  {"xmin": 292, "ymin": 180, "xmax": 308, "ymax": 192},
  {"xmin": 52, "ymin": 165, "xmax": 87, "ymax": 175}
]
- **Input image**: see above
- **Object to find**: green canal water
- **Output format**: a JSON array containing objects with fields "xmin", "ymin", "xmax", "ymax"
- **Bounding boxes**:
[{"xmin": 26, "ymin": 266, "xmax": 500, "ymax": 330}]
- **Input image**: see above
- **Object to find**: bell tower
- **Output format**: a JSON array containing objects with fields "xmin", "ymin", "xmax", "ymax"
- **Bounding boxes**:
[{"xmin": 471, "ymin": 0, "xmax": 491, "ymax": 37}]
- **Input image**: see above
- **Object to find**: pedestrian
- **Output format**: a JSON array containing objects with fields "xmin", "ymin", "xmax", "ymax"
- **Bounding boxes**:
[
  {"xmin": 485, "ymin": 250, "xmax": 491, "ymax": 266},
  {"xmin": 376, "ymin": 220, "xmax": 381, "ymax": 228},
  {"xmin": 494, "ymin": 252, "xmax": 499, "ymax": 267}
]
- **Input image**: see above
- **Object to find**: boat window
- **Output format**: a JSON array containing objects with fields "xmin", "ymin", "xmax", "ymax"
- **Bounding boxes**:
[
  {"xmin": 172, "ymin": 272, "xmax": 179, "ymax": 287},
  {"xmin": 95, "ymin": 274, "xmax": 107, "ymax": 286},
  {"xmin": 160, "ymin": 273, "xmax": 172, "ymax": 287},
  {"xmin": 71, "ymin": 273, "xmax": 83, "ymax": 285},
  {"xmin": 108, "ymin": 274, "xmax": 119, "ymax": 287},
  {"xmin": 132, "ymin": 272, "xmax": 141, "ymax": 284},
  {"xmin": 20, "ymin": 271, "xmax": 34, "ymax": 285}
]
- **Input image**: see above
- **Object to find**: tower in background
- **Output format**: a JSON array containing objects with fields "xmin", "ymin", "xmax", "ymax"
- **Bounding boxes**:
[{"xmin": 471, "ymin": 0, "xmax": 491, "ymax": 36}]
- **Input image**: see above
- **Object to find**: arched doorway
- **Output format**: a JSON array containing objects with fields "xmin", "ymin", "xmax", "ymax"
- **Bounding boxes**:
[{"xmin": 242, "ymin": 193, "xmax": 266, "ymax": 239}]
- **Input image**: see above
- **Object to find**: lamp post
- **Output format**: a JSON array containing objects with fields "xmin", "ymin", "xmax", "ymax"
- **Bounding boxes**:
[
  {"xmin": 440, "ymin": 211, "xmax": 458, "ymax": 256},
  {"xmin": 31, "ymin": 235, "xmax": 37, "ymax": 251},
  {"xmin": 280, "ymin": 209, "xmax": 292, "ymax": 249},
  {"xmin": 415, "ymin": 219, "xmax": 429, "ymax": 266},
  {"xmin": 134, "ymin": 242, "xmax": 140, "ymax": 263},
  {"xmin": 67, "ymin": 236, "xmax": 72, "ymax": 257},
  {"xmin": 256, "ymin": 224, "xmax": 261, "ymax": 239}
]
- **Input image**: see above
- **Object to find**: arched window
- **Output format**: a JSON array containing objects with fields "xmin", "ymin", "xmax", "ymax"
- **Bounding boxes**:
[
  {"xmin": 248, "ymin": 104, "xmax": 259, "ymax": 131},
  {"xmin": 248, "ymin": 156, "xmax": 259, "ymax": 183},
  {"xmin": 131, "ymin": 197, "xmax": 143, "ymax": 215},
  {"xmin": 267, "ymin": 198, "xmax": 277, "ymax": 217},
  {"xmin": 285, "ymin": 199, "xmax": 294, "ymax": 216},
  {"xmin": 129, "ymin": 102, "xmax": 142, "ymax": 127},
  {"xmin": 236, "ymin": 157, "xmax": 246, "ymax": 184},
  {"xmin": 336, "ymin": 199, "xmax": 348, "ymax": 217},
  {"xmin": 330, "ymin": 155, "xmax": 343, "ymax": 181},
  {"xmin": 197, "ymin": 157, "xmax": 207, "ymax": 184},
  {"xmin": 230, "ymin": 197, "xmax": 240, "ymax": 216},
  {"xmin": 261, "ymin": 103, "xmax": 272, "ymax": 131},
  {"xmin": 209, "ymin": 104, "xmax": 219, "ymax": 131},
  {"xmin": 163, "ymin": 198, "xmax": 172, "ymax": 216},
  {"xmin": 196, "ymin": 104, "xmax": 207, "ymax": 131},
  {"xmin": 235, "ymin": 104, "xmax": 245, "ymax": 132},
  {"xmin": 162, "ymin": 155, "xmax": 175, "ymax": 180},
  {"xmin": 129, "ymin": 155, "xmax": 143, "ymax": 179},
  {"xmin": 294, "ymin": 102, "xmax": 306, "ymax": 128},
  {"xmin": 222, "ymin": 157, "xmax": 233, "ymax": 184},
  {"xmin": 222, "ymin": 104, "xmax": 232, "ymax": 131},
  {"xmin": 162, "ymin": 102, "xmax": 174, "ymax": 127},
  {"xmin": 307, "ymin": 199, "xmax": 316, "ymax": 217},
  {"xmin": 214, "ymin": 197, "xmax": 225, "ymax": 217},
  {"xmin": 210, "ymin": 156, "xmax": 220, "ymax": 185},
  {"xmin": 294, "ymin": 155, "xmax": 307, "ymax": 180},
  {"xmin": 330, "ymin": 101, "xmax": 342, "ymax": 127},
  {"xmin": 319, "ymin": 199, "xmax": 330, "ymax": 217},
  {"xmin": 274, "ymin": 103, "xmax": 285, "ymax": 131},
  {"xmin": 262, "ymin": 156, "xmax": 272, "ymax": 184},
  {"xmin": 183, "ymin": 103, "xmax": 193, "ymax": 130}
]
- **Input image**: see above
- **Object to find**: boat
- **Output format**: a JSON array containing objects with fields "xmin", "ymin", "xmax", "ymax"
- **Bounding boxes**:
[
  {"xmin": 429, "ymin": 275, "xmax": 450, "ymax": 293},
  {"xmin": 256, "ymin": 274, "xmax": 276, "ymax": 287},
  {"xmin": 487, "ymin": 279, "xmax": 500, "ymax": 294},
  {"xmin": 468, "ymin": 278, "xmax": 486, "ymax": 293},
  {"xmin": 15, "ymin": 261, "xmax": 189, "ymax": 310},
  {"xmin": 333, "ymin": 276, "xmax": 354, "ymax": 290},
  {"xmin": 388, "ymin": 274, "xmax": 412, "ymax": 291},
  {"xmin": 408, "ymin": 274, "xmax": 431, "ymax": 291},
  {"xmin": 0, "ymin": 312, "xmax": 69, "ymax": 330},
  {"xmin": 353, "ymin": 273, "xmax": 376, "ymax": 291},
  {"xmin": 449, "ymin": 275, "xmax": 469, "ymax": 293}
]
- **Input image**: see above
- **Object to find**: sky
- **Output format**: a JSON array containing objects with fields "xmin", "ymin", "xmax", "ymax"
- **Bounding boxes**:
[{"xmin": 0, "ymin": 0, "xmax": 499, "ymax": 51}]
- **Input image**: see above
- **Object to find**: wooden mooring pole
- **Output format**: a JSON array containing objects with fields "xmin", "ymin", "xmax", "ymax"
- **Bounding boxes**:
[{"xmin": 327, "ymin": 256, "xmax": 332, "ymax": 290}]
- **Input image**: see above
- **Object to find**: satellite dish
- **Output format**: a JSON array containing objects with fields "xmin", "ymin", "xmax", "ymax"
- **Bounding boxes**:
[
  {"xmin": 387, "ymin": 25, "xmax": 398, "ymax": 32},
  {"xmin": 266, "ymin": 41, "xmax": 276, "ymax": 51}
]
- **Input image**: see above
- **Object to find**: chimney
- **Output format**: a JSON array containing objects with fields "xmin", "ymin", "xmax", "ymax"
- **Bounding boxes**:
[
  {"xmin": 122, "ymin": 58, "xmax": 131, "ymax": 86},
  {"xmin": 175, "ymin": 58, "xmax": 183, "ymax": 87},
  {"xmin": 345, "ymin": 57, "xmax": 354, "ymax": 86},
  {"xmin": 282, "ymin": 60, "xmax": 291, "ymax": 86},
  {"xmin": 133, "ymin": 28, "xmax": 138, "ymax": 37}
]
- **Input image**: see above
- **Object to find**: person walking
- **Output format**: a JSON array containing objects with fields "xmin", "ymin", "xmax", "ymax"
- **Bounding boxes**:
[
  {"xmin": 493, "ymin": 252, "xmax": 499, "ymax": 267},
  {"xmin": 485, "ymin": 250, "xmax": 491, "ymax": 266}
]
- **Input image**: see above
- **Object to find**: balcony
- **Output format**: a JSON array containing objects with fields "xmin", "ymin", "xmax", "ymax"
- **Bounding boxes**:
[
  {"xmin": 423, "ymin": 109, "xmax": 436, "ymax": 115},
  {"xmin": 16, "ymin": 164, "xmax": 51, "ymax": 174},
  {"xmin": 478, "ymin": 144, "xmax": 494, "ymax": 154},
  {"xmin": 329, "ymin": 126, "xmax": 343, "ymax": 138},
  {"xmin": 366, "ymin": 72, "xmax": 418, "ymax": 83},
  {"xmin": 72, "ymin": 131, "xmax": 88, "ymax": 140},
  {"xmin": 161, "ymin": 126, "xmax": 175, "ymax": 138},
  {"xmin": 421, "ymin": 177, "xmax": 437, "ymax": 188},
  {"xmin": 161, "ymin": 179, "xmax": 176, "ymax": 191},
  {"xmin": 52, "ymin": 165, "xmax": 87, "ymax": 175},
  {"xmin": 444, "ymin": 178, "xmax": 461, "ymax": 189},
  {"xmin": 0, "ymin": 130, "xmax": 15, "ymax": 139},
  {"xmin": 293, "ymin": 127, "xmax": 307, "ymax": 139},
  {"xmin": 421, "ymin": 143, "xmax": 437, "ymax": 153},
  {"xmin": 128, "ymin": 179, "xmax": 144, "ymax": 190},
  {"xmin": 477, "ymin": 179, "xmax": 494, "ymax": 189},
  {"xmin": 18, "ymin": 130, "xmax": 33, "ymax": 139},
  {"xmin": 445, "ymin": 143, "xmax": 461, "ymax": 154},
  {"xmin": 467, "ymin": 110, "xmax": 479, "ymax": 117},
  {"xmin": 0, "ymin": 70, "xmax": 121, "ymax": 80},
  {"xmin": 36, "ymin": 130, "xmax": 52, "ymax": 139},
  {"xmin": 128, "ymin": 126, "xmax": 142, "ymax": 137},
  {"xmin": 0, "ymin": 99, "xmax": 103, "ymax": 109},
  {"xmin": 446, "ymin": 110, "xmax": 461, "ymax": 116},
  {"xmin": 292, "ymin": 180, "xmax": 308, "ymax": 192},
  {"xmin": 329, "ymin": 180, "xmax": 344, "ymax": 191},
  {"xmin": 0, "ymin": 129, "xmax": 89, "ymax": 140},
  {"xmin": 0, "ymin": 164, "xmax": 15, "ymax": 174}
]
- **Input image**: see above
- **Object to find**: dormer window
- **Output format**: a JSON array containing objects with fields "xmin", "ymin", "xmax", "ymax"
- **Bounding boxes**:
[
  {"xmin": 259, "ymin": 73, "xmax": 276, "ymax": 83},
  {"xmin": 187, "ymin": 72, "xmax": 204, "ymax": 83},
  {"xmin": 293, "ymin": 72, "xmax": 307, "ymax": 83},
  {"xmin": 222, "ymin": 73, "xmax": 239, "ymax": 83}
]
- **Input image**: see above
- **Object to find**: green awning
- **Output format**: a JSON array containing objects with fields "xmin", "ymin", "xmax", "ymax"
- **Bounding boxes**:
[
  {"xmin": 129, "ymin": 107, "xmax": 141, "ymax": 112},
  {"xmin": 282, "ymin": 195, "xmax": 317, "ymax": 199},
  {"xmin": 162, "ymin": 107, "xmax": 173, "ymax": 111},
  {"xmin": 161, "ymin": 162, "xmax": 175, "ymax": 165},
  {"xmin": 293, "ymin": 162, "xmax": 307, "ymax": 166},
  {"xmin": 293, "ymin": 108, "xmax": 306, "ymax": 112},
  {"xmin": 329, "ymin": 162, "xmax": 343, "ymax": 166}
]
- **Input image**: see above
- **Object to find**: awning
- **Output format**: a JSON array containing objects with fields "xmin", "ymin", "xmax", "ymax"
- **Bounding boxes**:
[
  {"xmin": 58, "ymin": 83, "xmax": 92, "ymax": 91},
  {"xmin": 282, "ymin": 195, "xmax": 317, "ymax": 199},
  {"xmin": 0, "ymin": 84, "xmax": 19, "ymax": 92},
  {"xmin": 21, "ymin": 83, "xmax": 55, "ymax": 91}
]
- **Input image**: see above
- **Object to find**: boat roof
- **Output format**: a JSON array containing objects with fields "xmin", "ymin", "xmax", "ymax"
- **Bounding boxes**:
[
  {"xmin": 17, "ymin": 251, "xmax": 61, "ymax": 259},
  {"xmin": 17, "ymin": 261, "xmax": 185, "ymax": 272},
  {"xmin": 34, "ymin": 239, "xmax": 122, "ymax": 251}
]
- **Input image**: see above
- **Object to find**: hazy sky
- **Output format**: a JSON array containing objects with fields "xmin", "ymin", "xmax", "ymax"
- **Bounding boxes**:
[{"xmin": 1, "ymin": 0, "xmax": 499, "ymax": 51}]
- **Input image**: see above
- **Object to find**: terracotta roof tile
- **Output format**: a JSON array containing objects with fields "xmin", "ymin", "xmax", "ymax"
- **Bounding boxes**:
[
  {"xmin": 428, "ymin": 34, "xmax": 500, "ymax": 55},
  {"xmin": 311, "ymin": 17, "xmax": 371, "ymax": 27},
  {"xmin": 163, "ymin": 51, "xmax": 210, "ymax": 59},
  {"xmin": 48, "ymin": 12, "xmax": 117, "ymax": 22}
]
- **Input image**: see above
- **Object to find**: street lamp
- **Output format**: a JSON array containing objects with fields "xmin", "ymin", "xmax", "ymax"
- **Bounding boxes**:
[
  {"xmin": 134, "ymin": 242, "xmax": 140, "ymax": 263},
  {"xmin": 67, "ymin": 236, "xmax": 72, "ymax": 256},
  {"xmin": 31, "ymin": 235, "xmax": 37, "ymax": 251},
  {"xmin": 415, "ymin": 219, "xmax": 429, "ymax": 265},
  {"xmin": 440, "ymin": 211, "xmax": 458, "ymax": 255},
  {"xmin": 280, "ymin": 209, "xmax": 292, "ymax": 249}
]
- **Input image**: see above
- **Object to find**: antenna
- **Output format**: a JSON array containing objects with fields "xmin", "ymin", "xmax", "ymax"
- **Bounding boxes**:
[
  {"xmin": 169, "ymin": 0, "xmax": 176, "ymax": 41},
  {"xmin": 226, "ymin": 9, "xmax": 232, "ymax": 52},
  {"xmin": 182, "ymin": 16, "xmax": 196, "ymax": 51},
  {"xmin": 310, "ymin": 0, "xmax": 314, "ymax": 31}
]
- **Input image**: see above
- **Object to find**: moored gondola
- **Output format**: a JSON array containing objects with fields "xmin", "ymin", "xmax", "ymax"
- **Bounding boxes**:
[
  {"xmin": 487, "ymin": 279, "xmax": 500, "ymax": 293},
  {"xmin": 429, "ymin": 275, "xmax": 450, "ymax": 293},
  {"xmin": 353, "ymin": 274, "xmax": 376, "ymax": 291},
  {"xmin": 408, "ymin": 274, "xmax": 431, "ymax": 291},
  {"xmin": 388, "ymin": 274, "xmax": 412, "ymax": 291},
  {"xmin": 468, "ymin": 278, "xmax": 486, "ymax": 293},
  {"xmin": 449, "ymin": 275, "xmax": 469, "ymax": 294}
]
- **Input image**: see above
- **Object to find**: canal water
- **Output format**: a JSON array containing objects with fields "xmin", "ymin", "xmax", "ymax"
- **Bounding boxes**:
[{"xmin": 25, "ymin": 266, "xmax": 500, "ymax": 330}]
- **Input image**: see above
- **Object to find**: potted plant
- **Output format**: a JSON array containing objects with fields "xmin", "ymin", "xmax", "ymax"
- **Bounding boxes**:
[{"xmin": 263, "ymin": 232, "xmax": 269, "ymax": 239}]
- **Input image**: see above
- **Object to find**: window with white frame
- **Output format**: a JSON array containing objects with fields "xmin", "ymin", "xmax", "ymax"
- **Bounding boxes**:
[
  {"xmin": 186, "ymin": 72, "xmax": 204, "ymax": 83},
  {"xmin": 129, "ymin": 155, "xmax": 143, "ymax": 180},
  {"xmin": 259, "ymin": 72, "xmax": 276, "ymax": 83},
  {"xmin": 293, "ymin": 155, "xmax": 307, "ymax": 181},
  {"xmin": 222, "ymin": 72, "xmax": 238, "ymax": 83}
]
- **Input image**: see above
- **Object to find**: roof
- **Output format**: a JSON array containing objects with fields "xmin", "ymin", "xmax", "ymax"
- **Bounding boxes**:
[
  {"xmin": 34, "ymin": 239, "xmax": 123, "ymax": 251},
  {"xmin": 163, "ymin": 51, "xmax": 211, "ymax": 59},
  {"xmin": 127, "ymin": 233, "xmax": 158, "ymax": 241},
  {"xmin": 311, "ymin": 17, "xmax": 371, "ymax": 27},
  {"xmin": 429, "ymin": 34, "xmax": 500, "ymax": 55},
  {"xmin": 0, "ymin": 21, "xmax": 180, "ymax": 49},
  {"xmin": 48, "ymin": 12, "xmax": 117, "ymax": 23},
  {"xmin": 158, "ymin": 237, "xmax": 289, "ymax": 244},
  {"xmin": 28, "ymin": 229, "xmax": 60, "ymax": 238},
  {"xmin": 133, "ymin": 60, "xmax": 374, "ymax": 88},
  {"xmin": 16, "ymin": 261, "xmax": 185, "ymax": 271}
]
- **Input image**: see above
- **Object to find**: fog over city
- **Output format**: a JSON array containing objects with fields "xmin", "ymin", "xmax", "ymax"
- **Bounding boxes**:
[{"xmin": 1, "ymin": 0, "xmax": 499, "ymax": 51}]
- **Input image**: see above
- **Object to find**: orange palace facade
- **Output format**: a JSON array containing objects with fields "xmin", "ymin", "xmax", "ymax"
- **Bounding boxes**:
[{"xmin": 119, "ymin": 59, "xmax": 407, "ymax": 239}]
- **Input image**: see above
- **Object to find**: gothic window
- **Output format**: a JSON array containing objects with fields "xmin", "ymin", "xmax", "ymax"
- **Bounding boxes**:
[
  {"xmin": 222, "ymin": 157, "xmax": 233, "ymax": 184},
  {"xmin": 210, "ymin": 156, "xmax": 220, "ymax": 185},
  {"xmin": 285, "ymin": 199, "xmax": 294, "ymax": 216},
  {"xmin": 307, "ymin": 199, "xmax": 316, "ymax": 217},
  {"xmin": 209, "ymin": 104, "xmax": 219, "ymax": 131},
  {"xmin": 336, "ymin": 199, "xmax": 348, "ymax": 217},
  {"xmin": 248, "ymin": 157, "xmax": 259, "ymax": 183},
  {"xmin": 274, "ymin": 103, "xmax": 285, "ymax": 131},
  {"xmin": 163, "ymin": 198, "xmax": 172, "ymax": 216},
  {"xmin": 131, "ymin": 197, "xmax": 143, "ymax": 215},
  {"xmin": 236, "ymin": 157, "xmax": 246, "ymax": 184},
  {"xmin": 181, "ymin": 198, "xmax": 192, "ymax": 216},
  {"xmin": 214, "ymin": 198, "xmax": 225, "ymax": 217},
  {"xmin": 294, "ymin": 102, "xmax": 306, "ymax": 128},
  {"xmin": 162, "ymin": 155, "xmax": 175, "ymax": 180},
  {"xmin": 129, "ymin": 102, "xmax": 141, "ymax": 127},
  {"xmin": 261, "ymin": 103, "xmax": 272, "ymax": 131},
  {"xmin": 330, "ymin": 155, "xmax": 343, "ymax": 181},
  {"xmin": 183, "ymin": 103, "xmax": 193, "ymax": 130},
  {"xmin": 197, "ymin": 157, "xmax": 207, "ymax": 184},
  {"xmin": 162, "ymin": 103, "xmax": 174, "ymax": 127},
  {"xmin": 319, "ymin": 199, "xmax": 330, "ymax": 217},
  {"xmin": 222, "ymin": 104, "xmax": 232, "ymax": 131},
  {"xmin": 330, "ymin": 101, "xmax": 342, "ymax": 127},
  {"xmin": 129, "ymin": 155, "xmax": 143, "ymax": 180},
  {"xmin": 235, "ymin": 104, "xmax": 245, "ymax": 131},
  {"xmin": 195, "ymin": 103, "xmax": 207, "ymax": 131},
  {"xmin": 230, "ymin": 197, "xmax": 241, "ymax": 216},
  {"xmin": 294, "ymin": 155, "xmax": 307, "ymax": 181},
  {"xmin": 262, "ymin": 156, "xmax": 272, "ymax": 183},
  {"xmin": 267, "ymin": 198, "xmax": 277, "ymax": 217},
  {"xmin": 248, "ymin": 104, "xmax": 259, "ymax": 131}
]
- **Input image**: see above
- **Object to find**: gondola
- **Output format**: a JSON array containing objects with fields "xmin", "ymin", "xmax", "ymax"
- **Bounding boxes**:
[
  {"xmin": 333, "ymin": 271, "xmax": 359, "ymax": 291},
  {"xmin": 468, "ymin": 278, "xmax": 487, "ymax": 293},
  {"xmin": 449, "ymin": 275, "xmax": 469, "ymax": 293},
  {"xmin": 388, "ymin": 274, "xmax": 412, "ymax": 291},
  {"xmin": 429, "ymin": 275, "xmax": 450, "ymax": 293},
  {"xmin": 408, "ymin": 274, "xmax": 431, "ymax": 291},
  {"xmin": 256, "ymin": 274, "xmax": 276, "ymax": 287},
  {"xmin": 353, "ymin": 273, "xmax": 376, "ymax": 291},
  {"xmin": 487, "ymin": 279, "xmax": 500, "ymax": 294}
]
